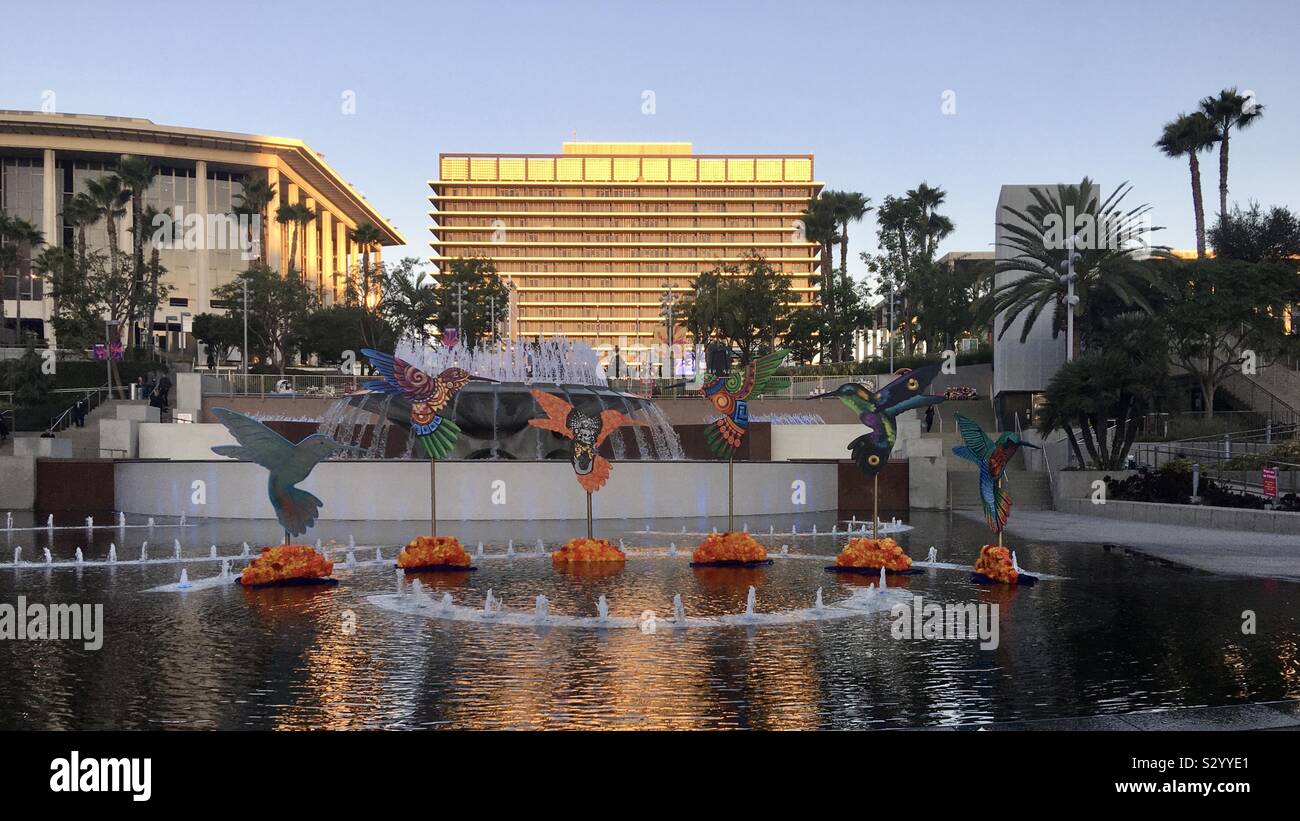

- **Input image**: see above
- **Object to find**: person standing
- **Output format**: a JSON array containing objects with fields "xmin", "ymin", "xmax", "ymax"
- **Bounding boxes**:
[{"xmin": 924, "ymin": 404, "xmax": 936, "ymax": 433}]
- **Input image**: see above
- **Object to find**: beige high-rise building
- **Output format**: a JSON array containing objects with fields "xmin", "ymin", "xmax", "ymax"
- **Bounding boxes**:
[{"xmin": 429, "ymin": 142, "xmax": 823, "ymax": 370}]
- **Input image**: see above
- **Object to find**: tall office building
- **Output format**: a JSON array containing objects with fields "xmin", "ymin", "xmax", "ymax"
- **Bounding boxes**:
[{"xmin": 429, "ymin": 142, "xmax": 823, "ymax": 371}]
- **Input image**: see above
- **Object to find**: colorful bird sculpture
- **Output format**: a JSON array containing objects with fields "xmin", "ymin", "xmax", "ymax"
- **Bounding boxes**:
[
  {"xmin": 810, "ymin": 363, "xmax": 945, "ymax": 477},
  {"xmin": 950, "ymin": 413, "xmax": 1041, "ymax": 533},
  {"xmin": 527, "ymin": 389, "xmax": 645, "ymax": 492},
  {"xmin": 210, "ymin": 408, "xmax": 360, "ymax": 538},
  {"xmin": 699, "ymin": 348, "xmax": 790, "ymax": 459},
  {"xmin": 360, "ymin": 348, "xmax": 479, "ymax": 459}
]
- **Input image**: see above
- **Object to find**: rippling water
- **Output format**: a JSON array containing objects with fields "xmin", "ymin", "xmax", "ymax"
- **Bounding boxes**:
[{"xmin": 1, "ymin": 510, "xmax": 1297, "ymax": 729}]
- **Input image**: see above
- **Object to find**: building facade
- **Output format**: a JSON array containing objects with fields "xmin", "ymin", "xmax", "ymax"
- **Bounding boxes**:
[
  {"xmin": 0, "ymin": 110, "xmax": 403, "ymax": 351},
  {"xmin": 429, "ymin": 142, "xmax": 822, "ymax": 371}
]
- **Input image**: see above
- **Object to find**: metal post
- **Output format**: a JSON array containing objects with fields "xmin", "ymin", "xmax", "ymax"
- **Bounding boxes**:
[
  {"xmin": 242, "ymin": 277, "xmax": 249, "ymax": 381},
  {"xmin": 887, "ymin": 280, "xmax": 895, "ymax": 374},
  {"xmin": 456, "ymin": 283, "xmax": 464, "ymax": 343},
  {"xmin": 1062, "ymin": 236, "xmax": 1079, "ymax": 362}
]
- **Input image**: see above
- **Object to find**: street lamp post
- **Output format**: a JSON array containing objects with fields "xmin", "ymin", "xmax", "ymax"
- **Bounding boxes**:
[
  {"xmin": 104, "ymin": 319, "xmax": 120, "ymax": 398},
  {"xmin": 660, "ymin": 282, "xmax": 677, "ymax": 380},
  {"xmin": 241, "ymin": 277, "xmax": 249, "ymax": 381},
  {"xmin": 887, "ymin": 279, "xmax": 895, "ymax": 374},
  {"xmin": 1060, "ymin": 236, "xmax": 1081, "ymax": 362}
]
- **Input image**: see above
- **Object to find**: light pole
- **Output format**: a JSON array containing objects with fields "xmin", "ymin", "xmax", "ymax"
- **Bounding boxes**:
[
  {"xmin": 241, "ymin": 276, "xmax": 249, "ymax": 380},
  {"xmin": 660, "ymin": 281, "xmax": 677, "ymax": 380},
  {"xmin": 887, "ymin": 279, "xmax": 895, "ymax": 374},
  {"xmin": 455, "ymin": 283, "xmax": 464, "ymax": 343},
  {"xmin": 104, "ymin": 319, "xmax": 120, "ymax": 397},
  {"xmin": 1060, "ymin": 236, "xmax": 1081, "ymax": 362}
]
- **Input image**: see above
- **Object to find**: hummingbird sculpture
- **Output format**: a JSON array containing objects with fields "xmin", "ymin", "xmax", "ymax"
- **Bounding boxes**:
[
  {"xmin": 360, "ymin": 348, "xmax": 483, "ymax": 459},
  {"xmin": 699, "ymin": 348, "xmax": 789, "ymax": 459},
  {"xmin": 951, "ymin": 413, "xmax": 1040, "ymax": 534},
  {"xmin": 527, "ymin": 389, "xmax": 645, "ymax": 493},
  {"xmin": 810, "ymin": 363, "xmax": 945, "ymax": 477},
  {"xmin": 210, "ymin": 408, "xmax": 360, "ymax": 538}
]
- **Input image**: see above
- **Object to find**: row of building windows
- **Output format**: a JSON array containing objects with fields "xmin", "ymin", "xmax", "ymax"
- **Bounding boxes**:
[
  {"xmin": 436, "ymin": 231, "xmax": 805, "ymax": 244},
  {"xmin": 435, "ymin": 185, "xmax": 818, "ymax": 199},
  {"xmin": 436, "ymin": 201, "xmax": 806, "ymax": 214},
  {"xmin": 441, "ymin": 246, "xmax": 808, "ymax": 259},
  {"xmin": 435, "ymin": 216, "xmax": 803, "ymax": 229}
]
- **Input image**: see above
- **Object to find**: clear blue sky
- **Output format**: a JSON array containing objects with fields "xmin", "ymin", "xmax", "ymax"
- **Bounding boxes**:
[{"xmin": 4, "ymin": 0, "xmax": 1297, "ymax": 282}]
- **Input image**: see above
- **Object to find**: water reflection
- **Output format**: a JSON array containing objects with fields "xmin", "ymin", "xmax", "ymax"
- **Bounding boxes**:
[{"xmin": 0, "ymin": 511, "xmax": 1297, "ymax": 729}]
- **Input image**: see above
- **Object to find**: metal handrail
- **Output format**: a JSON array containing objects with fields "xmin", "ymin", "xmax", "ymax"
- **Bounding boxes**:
[{"xmin": 46, "ymin": 384, "xmax": 110, "ymax": 435}]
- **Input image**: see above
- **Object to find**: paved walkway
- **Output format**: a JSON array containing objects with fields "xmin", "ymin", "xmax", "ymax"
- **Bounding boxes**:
[
  {"xmin": 933, "ymin": 700, "xmax": 1300, "ymax": 731},
  {"xmin": 958, "ymin": 510, "xmax": 1300, "ymax": 581}
]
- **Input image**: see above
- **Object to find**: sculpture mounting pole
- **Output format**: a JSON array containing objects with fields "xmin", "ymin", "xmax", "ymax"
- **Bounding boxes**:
[
  {"xmin": 873, "ymin": 474, "xmax": 879, "ymax": 540},
  {"xmin": 727, "ymin": 455, "xmax": 734, "ymax": 532},
  {"xmin": 586, "ymin": 491, "xmax": 593, "ymax": 540},
  {"xmin": 430, "ymin": 457, "xmax": 437, "ymax": 535}
]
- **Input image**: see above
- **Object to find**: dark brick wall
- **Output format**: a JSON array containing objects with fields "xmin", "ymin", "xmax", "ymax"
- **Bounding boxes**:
[{"xmin": 36, "ymin": 459, "xmax": 115, "ymax": 512}]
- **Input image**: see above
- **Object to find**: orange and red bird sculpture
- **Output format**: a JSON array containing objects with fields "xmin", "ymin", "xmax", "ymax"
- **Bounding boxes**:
[{"xmin": 527, "ymin": 389, "xmax": 645, "ymax": 492}]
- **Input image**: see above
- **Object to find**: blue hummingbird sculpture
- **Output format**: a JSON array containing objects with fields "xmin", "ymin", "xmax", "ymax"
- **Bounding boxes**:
[
  {"xmin": 950, "ymin": 413, "xmax": 1040, "ymax": 536},
  {"xmin": 810, "ymin": 363, "xmax": 946, "ymax": 477}
]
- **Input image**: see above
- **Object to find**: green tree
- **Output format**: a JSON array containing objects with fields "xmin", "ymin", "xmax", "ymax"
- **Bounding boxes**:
[
  {"xmin": 83, "ymin": 174, "xmax": 130, "ymax": 350},
  {"xmin": 62, "ymin": 191, "xmax": 100, "ymax": 269},
  {"xmin": 431, "ymin": 257, "xmax": 510, "ymax": 346},
  {"xmin": 1037, "ymin": 312, "xmax": 1169, "ymax": 469},
  {"xmin": 378, "ymin": 258, "xmax": 438, "ymax": 344},
  {"xmin": 0, "ymin": 214, "xmax": 44, "ymax": 343},
  {"xmin": 276, "ymin": 203, "xmax": 316, "ymax": 273},
  {"xmin": 1156, "ymin": 113, "xmax": 1219, "ymax": 258},
  {"xmin": 679, "ymin": 252, "xmax": 793, "ymax": 364},
  {"xmin": 349, "ymin": 222, "xmax": 385, "ymax": 304},
  {"xmin": 212, "ymin": 264, "xmax": 318, "ymax": 374},
  {"xmin": 192, "ymin": 312, "xmax": 243, "ymax": 367},
  {"xmin": 1209, "ymin": 203, "xmax": 1300, "ymax": 262},
  {"xmin": 3, "ymin": 343, "xmax": 53, "ymax": 406},
  {"xmin": 1199, "ymin": 88, "xmax": 1265, "ymax": 220},
  {"xmin": 47, "ymin": 250, "xmax": 137, "ymax": 395},
  {"xmin": 1161, "ymin": 258, "xmax": 1300, "ymax": 419},
  {"xmin": 987, "ymin": 178, "xmax": 1167, "ymax": 355},
  {"xmin": 296, "ymin": 304, "xmax": 385, "ymax": 367},
  {"xmin": 232, "ymin": 174, "xmax": 276, "ymax": 263},
  {"xmin": 115, "ymin": 154, "xmax": 155, "ymax": 351}
]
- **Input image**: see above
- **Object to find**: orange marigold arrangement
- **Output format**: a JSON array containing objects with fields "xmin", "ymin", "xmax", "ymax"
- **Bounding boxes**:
[
  {"xmin": 397, "ymin": 535, "xmax": 473, "ymax": 569},
  {"xmin": 692, "ymin": 531, "xmax": 768, "ymax": 564},
  {"xmin": 834, "ymin": 537, "xmax": 912, "ymax": 571},
  {"xmin": 973, "ymin": 545, "xmax": 1017, "ymax": 584},
  {"xmin": 551, "ymin": 537, "xmax": 626, "ymax": 564},
  {"xmin": 239, "ymin": 544, "xmax": 334, "ymax": 586}
]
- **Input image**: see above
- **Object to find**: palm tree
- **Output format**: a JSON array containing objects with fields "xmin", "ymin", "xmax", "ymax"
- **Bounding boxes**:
[
  {"xmin": 84, "ymin": 175, "xmax": 129, "ymax": 278},
  {"xmin": 233, "ymin": 175, "xmax": 276, "ymax": 263},
  {"xmin": 349, "ymin": 222, "xmax": 385, "ymax": 304},
  {"xmin": 1156, "ymin": 112, "xmax": 1220, "ymax": 258},
  {"xmin": 140, "ymin": 205, "xmax": 176, "ymax": 356},
  {"xmin": 0, "ymin": 215, "xmax": 44, "ymax": 343},
  {"xmin": 1200, "ymin": 88, "xmax": 1265, "ymax": 220},
  {"xmin": 116, "ymin": 155, "xmax": 155, "ymax": 350},
  {"xmin": 905, "ymin": 182, "xmax": 954, "ymax": 258},
  {"xmin": 33, "ymin": 246, "xmax": 74, "ymax": 324},
  {"xmin": 275, "ymin": 203, "xmax": 315, "ymax": 273},
  {"xmin": 988, "ymin": 178, "xmax": 1167, "ymax": 358},
  {"xmin": 62, "ymin": 192, "xmax": 100, "ymax": 268}
]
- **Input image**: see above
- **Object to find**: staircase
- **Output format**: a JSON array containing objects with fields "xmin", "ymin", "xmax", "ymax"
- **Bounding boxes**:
[
  {"xmin": 39, "ymin": 399, "xmax": 149, "ymax": 459},
  {"xmin": 948, "ymin": 468, "xmax": 1054, "ymax": 512}
]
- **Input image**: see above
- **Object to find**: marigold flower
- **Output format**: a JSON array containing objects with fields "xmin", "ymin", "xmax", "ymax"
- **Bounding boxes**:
[
  {"xmin": 834, "ymin": 537, "xmax": 913, "ymax": 571},
  {"xmin": 692, "ymin": 532, "xmax": 768, "ymax": 564},
  {"xmin": 239, "ymin": 544, "xmax": 333, "ymax": 586},
  {"xmin": 973, "ymin": 544, "xmax": 1018, "ymax": 584},
  {"xmin": 551, "ymin": 538, "xmax": 626, "ymax": 563},
  {"xmin": 397, "ymin": 535, "xmax": 473, "ymax": 568}
]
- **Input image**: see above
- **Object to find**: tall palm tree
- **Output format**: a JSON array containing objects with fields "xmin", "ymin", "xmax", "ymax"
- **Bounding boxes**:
[
  {"xmin": 276, "ymin": 203, "xmax": 316, "ymax": 273},
  {"xmin": 233, "ymin": 175, "xmax": 276, "ymax": 263},
  {"xmin": 140, "ymin": 205, "xmax": 176, "ymax": 356},
  {"xmin": 116, "ymin": 155, "xmax": 155, "ymax": 350},
  {"xmin": 1156, "ymin": 112, "xmax": 1220, "ymax": 258},
  {"xmin": 62, "ymin": 192, "xmax": 100, "ymax": 268},
  {"xmin": 988, "ymin": 178, "xmax": 1167, "ymax": 357},
  {"xmin": 905, "ymin": 182, "xmax": 954, "ymax": 258},
  {"xmin": 1199, "ymin": 88, "xmax": 1265, "ymax": 220},
  {"xmin": 349, "ymin": 222, "xmax": 385, "ymax": 303},
  {"xmin": 0, "ymin": 215, "xmax": 44, "ymax": 343},
  {"xmin": 822, "ymin": 191, "xmax": 872, "ymax": 360},
  {"xmin": 84, "ymin": 175, "xmax": 129, "ymax": 278}
]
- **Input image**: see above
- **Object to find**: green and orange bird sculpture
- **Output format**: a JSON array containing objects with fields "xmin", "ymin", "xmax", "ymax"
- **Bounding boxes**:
[
  {"xmin": 360, "ymin": 348, "xmax": 486, "ymax": 533},
  {"xmin": 527, "ymin": 389, "xmax": 645, "ymax": 538},
  {"xmin": 950, "ymin": 413, "xmax": 1039, "ymax": 544},
  {"xmin": 699, "ymin": 348, "xmax": 789, "ymax": 530}
]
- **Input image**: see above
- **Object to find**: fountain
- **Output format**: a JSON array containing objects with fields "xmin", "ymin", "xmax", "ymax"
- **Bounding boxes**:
[
  {"xmin": 879, "ymin": 567, "xmax": 887, "ymax": 589},
  {"xmin": 484, "ymin": 589, "xmax": 498, "ymax": 613},
  {"xmin": 815, "ymin": 588, "xmax": 824, "ymax": 610},
  {"xmin": 745, "ymin": 586, "xmax": 756, "ymax": 617},
  {"xmin": 440, "ymin": 593, "xmax": 453, "ymax": 610},
  {"xmin": 476, "ymin": 541, "xmax": 484, "ymax": 556},
  {"xmin": 781, "ymin": 544, "xmax": 789, "ymax": 555},
  {"xmin": 534, "ymin": 594, "xmax": 550, "ymax": 620},
  {"xmin": 318, "ymin": 338, "xmax": 683, "ymax": 461},
  {"xmin": 669, "ymin": 541, "xmax": 677, "ymax": 557},
  {"xmin": 85, "ymin": 516, "xmax": 93, "ymax": 532},
  {"xmin": 673, "ymin": 593, "xmax": 685, "ymax": 625},
  {"xmin": 12, "ymin": 546, "xmax": 20, "ymax": 564},
  {"xmin": 43, "ymin": 548, "xmax": 52, "ymax": 564},
  {"xmin": 75, "ymin": 547, "xmax": 83, "ymax": 564},
  {"xmin": 210, "ymin": 545, "xmax": 218, "ymax": 559},
  {"xmin": 220, "ymin": 559, "xmax": 231, "ymax": 579},
  {"xmin": 178, "ymin": 569, "xmax": 191, "ymax": 590},
  {"xmin": 927, "ymin": 546, "xmax": 938, "ymax": 563},
  {"xmin": 140, "ymin": 542, "xmax": 148, "ymax": 562},
  {"xmin": 241, "ymin": 542, "xmax": 250, "ymax": 558},
  {"xmin": 345, "ymin": 550, "xmax": 356, "ymax": 568},
  {"xmin": 375, "ymin": 547, "xmax": 382, "ymax": 561},
  {"xmin": 173, "ymin": 539, "xmax": 182, "ymax": 560},
  {"xmin": 596, "ymin": 594, "xmax": 609, "ymax": 622},
  {"xmin": 108, "ymin": 544, "xmax": 116, "ymax": 563}
]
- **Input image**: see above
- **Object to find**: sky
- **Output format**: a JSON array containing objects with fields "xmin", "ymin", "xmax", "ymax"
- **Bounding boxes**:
[{"xmin": 3, "ymin": 0, "xmax": 1297, "ymax": 284}]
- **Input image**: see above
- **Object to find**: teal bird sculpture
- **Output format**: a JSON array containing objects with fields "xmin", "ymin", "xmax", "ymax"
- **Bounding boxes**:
[
  {"xmin": 210, "ymin": 408, "xmax": 360, "ymax": 538},
  {"xmin": 810, "ymin": 363, "xmax": 945, "ymax": 477},
  {"xmin": 950, "ymin": 413, "xmax": 1040, "ymax": 534}
]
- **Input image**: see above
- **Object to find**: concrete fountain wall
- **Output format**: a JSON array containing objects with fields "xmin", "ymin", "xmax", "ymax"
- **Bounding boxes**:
[{"xmin": 113, "ymin": 459, "xmax": 840, "ymax": 521}]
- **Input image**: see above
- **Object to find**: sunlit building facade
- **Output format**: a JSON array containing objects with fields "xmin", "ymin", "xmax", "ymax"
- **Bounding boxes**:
[
  {"xmin": 0, "ymin": 110, "xmax": 403, "ymax": 350},
  {"xmin": 429, "ymin": 142, "xmax": 823, "ymax": 367}
]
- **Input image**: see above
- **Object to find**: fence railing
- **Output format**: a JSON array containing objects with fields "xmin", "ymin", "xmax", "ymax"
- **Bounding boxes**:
[{"xmin": 46, "ymin": 384, "xmax": 112, "ymax": 435}]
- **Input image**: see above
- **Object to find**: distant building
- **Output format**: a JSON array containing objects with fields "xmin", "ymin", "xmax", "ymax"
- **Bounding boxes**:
[
  {"xmin": 429, "ymin": 142, "xmax": 823, "ymax": 370},
  {"xmin": 0, "ymin": 110, "xmax": 403, "ymax": 351}
]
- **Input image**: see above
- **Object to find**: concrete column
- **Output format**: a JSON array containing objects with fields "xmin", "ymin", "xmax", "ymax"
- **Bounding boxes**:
[
  {"xmin": 265, "ymin": 167, "xmax": 282, "ymax": 273},
  {"xmin": 41, "ymin": 149, "xmax": 58, "ymax": 347},
  {"xmin": 319, "ymin": 210, "xmax": 333, "ymax": 301},
  {"xmin": 194, "ymin": 160, "xmax": 209, "ymax": 314},
  {"xmin": 335, "ymin": 219, "xmax": 348, "ymax": 301},
  {"xmin": 304, "ymin": 197, "xmax": 319, "ymax": 293}
]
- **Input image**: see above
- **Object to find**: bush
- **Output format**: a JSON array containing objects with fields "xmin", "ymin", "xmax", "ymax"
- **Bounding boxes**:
[{"xmin": 1106, "ymin": 460, "xmax": 1299, "ymax": 511}]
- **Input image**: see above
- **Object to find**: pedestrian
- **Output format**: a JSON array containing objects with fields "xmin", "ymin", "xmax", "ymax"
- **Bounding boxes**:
[
  {"xmin": 0, "ymin": 413, "xmax": 9, "ymax": 444},
  {"xmin": 74, "ymin": 398, "xmax": 87, "ymax": 428},
  {"xmin": 206, "ymin": 349, "xmax": 216, "ymax": 370},
  {"xmin": 924, "ymin": 405, "xmax": 936, "ymax": 433}
]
